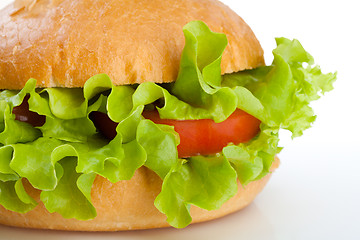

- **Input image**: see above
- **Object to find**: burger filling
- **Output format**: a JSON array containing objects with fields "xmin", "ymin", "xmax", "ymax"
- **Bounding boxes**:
[
  {"xmin": 0, "ymin": 21, "xmax": 336, "ymax": 228},
  {"xmin": 13, "ymin": 102, "xmax": 261, "ymax": 158}
]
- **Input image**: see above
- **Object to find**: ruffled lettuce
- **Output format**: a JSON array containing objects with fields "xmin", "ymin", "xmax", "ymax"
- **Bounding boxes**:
[
  {"xmin": 155, "ymin": 156, "xmax": 238, "ymax": 228},
  {"xmin": 0, "ymin": 179, "xmax": 37, "ymax": 213},
  {"xmin": 222, "ymin": 38, "xmax": 336, "ymax": 137},
  {"xmin": 41, "ymin": 159, "xmax": 97, "ymax": 220},
  {"xmin": 0, "ymin": 21, "xmax": 335, "ymax": 228}
]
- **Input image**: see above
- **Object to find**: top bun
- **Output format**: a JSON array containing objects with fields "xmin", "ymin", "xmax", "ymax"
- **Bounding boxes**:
[{"xmin": 0, "ymin": 0, "xmax": 264, "ymax": 89}]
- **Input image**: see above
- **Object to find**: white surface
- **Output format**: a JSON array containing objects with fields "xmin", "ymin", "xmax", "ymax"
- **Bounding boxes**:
[{"xmin": 0, "ymin": 0, "xmax": 359, "ymax": 239}]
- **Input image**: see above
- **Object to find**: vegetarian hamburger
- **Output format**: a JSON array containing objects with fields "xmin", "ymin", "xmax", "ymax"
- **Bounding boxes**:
[{"xmin": 0, "ymin": 0, "xmax": 335, "ymax": 231}]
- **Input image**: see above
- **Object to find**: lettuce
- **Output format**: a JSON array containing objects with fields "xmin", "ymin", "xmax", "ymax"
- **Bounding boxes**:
[
  {"xmin": 0, "ymin": 179, "xmax": 37, "ymax": 213},
  {"xmin": 155, "ymin": 156, "xmax": 238, "ymax": 228},
  {"xmin": 0, "ymin": 21, "xmax": 335, "ymax": 228},
  {"xmin": 223, "ymin": 38, "xmax": 336, "ymax": 137},
  {"xmin": 41, "ymin": 159, "xmax": 97, "ymax": 220}
]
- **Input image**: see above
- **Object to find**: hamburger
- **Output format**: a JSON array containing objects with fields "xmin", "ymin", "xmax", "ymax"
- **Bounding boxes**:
[{"xmin": 0, "ymin": 0, "xmax": 335, "ymax": 231}]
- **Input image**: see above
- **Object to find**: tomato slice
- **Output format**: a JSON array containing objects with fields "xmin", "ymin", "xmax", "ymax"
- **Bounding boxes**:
[
  {"xmin": 89, "ymin": 111, "xmax": 118, "ymax": 139},
  {"xmin": 142, "ymin": 110, "xmax": 261, "ymax": 158},
  {"xmin": 13, "ymin": 97, "xmax": 261, "ymax": 158},
  {"xmin": 12, "ymin": 96, "xmax": 46, "ymax": 127}
]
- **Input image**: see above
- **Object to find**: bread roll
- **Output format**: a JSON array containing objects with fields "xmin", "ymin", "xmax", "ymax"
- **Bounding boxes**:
[
  {"xmin": 0, "ymin": 0, "xmax": 274, "ymax": 231},
  {"xmin": 0, "ymin": 0, "xmax": 264, "ymax": 89},
  {"xmin": 0, "ymin": 158, "xmax": 279, "ymax": 231}
]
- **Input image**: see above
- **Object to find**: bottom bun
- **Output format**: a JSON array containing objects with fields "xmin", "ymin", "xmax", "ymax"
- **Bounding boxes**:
[{"xmin": 0, "ymin": 157, "xmax": 279, "ymax": 231}]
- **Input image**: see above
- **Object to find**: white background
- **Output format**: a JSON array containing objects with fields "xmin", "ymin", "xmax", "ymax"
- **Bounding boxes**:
[{"xmin": 0, "ymin": 0, "xmax": 359, "ymax": 239}]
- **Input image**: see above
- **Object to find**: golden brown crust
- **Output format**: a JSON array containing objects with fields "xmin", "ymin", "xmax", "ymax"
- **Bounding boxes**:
[
  {"xmin": 0, "ymin": 0, "xmax": 264, "ymax": 89},
  {"xmin": 0, "ymin": 157, "xmax": 279, "ymax": 231}
]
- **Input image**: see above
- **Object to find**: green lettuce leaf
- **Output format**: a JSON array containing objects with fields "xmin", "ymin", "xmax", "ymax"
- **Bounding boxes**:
[
  {"xmin": 223, "ymin": 38, "xmax": 336, "ymax": 137},
  {"xmin": 138, "ymin": 119, "xmax": 179, "ymax": 179},
  {"xmin": 0, "ymin": 179, "xmax": 37, "ymax": 213},
  {"xmin": 9, "ymin": 138, "xmax": 64, "ymax": 191},
  {"xmin": 154, "ymin": 155, "xmax": 238, "ymax": 228},
  {"xmin": 41, "ymin": 158, "xmax": 97, "ymax": 220},
  {"xmin": 40, "ymin": 117, "xmax": 97, "ymax": 142},
  {"xmin": 171, "ymin": 21, "xmax": 238, "ymax": 122},
  {"xmin": 223, "ymin": 125, "xmax": 280, "ymax": 185},
  {"xmin": 0, "ymin": 104, "xmax": 41, "ymax": 145}
]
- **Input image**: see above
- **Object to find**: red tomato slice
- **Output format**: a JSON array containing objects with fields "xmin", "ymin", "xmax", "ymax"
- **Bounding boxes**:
[
  {"xmin": 142, "ymin": 109, "xmax": 261, "ymax": 158},
  {"xmin": 13, "ymin": 97, "xmax": 260, "ymax": 158},
  {"xmin": 12, "ymin": 96, "xmax": 46, "ymax": 127}
]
